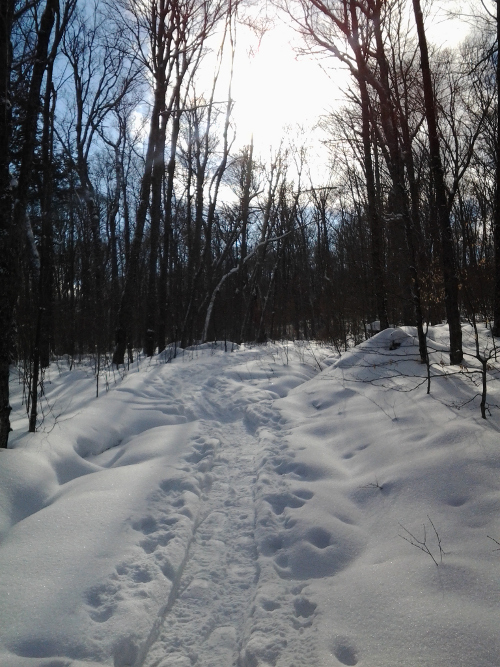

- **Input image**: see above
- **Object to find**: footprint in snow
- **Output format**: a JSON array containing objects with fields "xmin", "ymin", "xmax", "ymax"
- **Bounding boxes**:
[
  {"xmin": 244, "ymin": 403, "xmax": 281, "ymax": 433},
  {"xmin": 260, "ymin": 598, "xmax": 281, "ymax": 611},
  {"xmin": 140, "ymin": 530, "xmax": 174, "ymax": 553},
  {"xmin": 259, "ymin": 533, "xmax": 284, "ymax": 556},
  {"xmin": 85, "ymin": 584, "xmax": 117, "ymax": 623},
  {"xmin": 273, "ymin": 524, "xmax": 362, "ymax": 579},
  {"xmin": 292, "ymin": 595, "xmax": 317, "ymax": 629},
  {"xmin": 132, "ymin": 515, "xmax": 157, "ymax": 535},
  {"xmin": 264, "ymin": 492, "xmax": 308, "ymax": 515},
  {"xmin": 113, "ymin": 636, "xmax": 139, "ymax": 667},
  {"xmin": 342, "ymin": 443, "xmax": 370, "ymax": 460},
  {"xmin": 331, "ymin": 637, "xmax": 359, "ymax": 666},
  {"xmin": 293, "ymin": 596, "xmax": 317, "ymax": 618},
  {"xmin": 274, "ymin": 458, "xmax": 325, "ymax": 481}
]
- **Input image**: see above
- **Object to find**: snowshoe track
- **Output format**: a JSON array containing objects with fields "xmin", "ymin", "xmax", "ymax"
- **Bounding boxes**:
[
  {"xmin": 79, "ymin": 347, "xmax": 330, "ymax": 667},
  {"xmin": 131, "ymin": 356, "xmax": 324, "ymax": 667},
  {"xmin": 138, "ymin": 420, "xmax": 261, "ymax": 667}
]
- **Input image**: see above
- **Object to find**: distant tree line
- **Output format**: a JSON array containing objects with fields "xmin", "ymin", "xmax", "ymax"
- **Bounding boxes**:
[{"xmin": 0, "ymin": 0, "xmax": 497, "ymax": 445}]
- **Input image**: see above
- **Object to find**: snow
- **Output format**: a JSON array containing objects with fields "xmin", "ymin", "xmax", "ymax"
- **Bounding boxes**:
[{"xmin": 1, "ymin": 329, "xmax": 499, "ymax": 667}]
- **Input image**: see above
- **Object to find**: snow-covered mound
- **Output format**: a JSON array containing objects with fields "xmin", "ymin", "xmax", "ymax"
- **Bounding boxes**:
[{"xmin": 0, "ymin": 332, "xmax": 499, "ymax": 666}]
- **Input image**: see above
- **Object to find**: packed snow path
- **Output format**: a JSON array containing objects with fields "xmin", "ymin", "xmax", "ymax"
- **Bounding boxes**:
[
  {"xmin": 2, "ymin": 331, "xmax": 500, "ymax": 667},
  {"xmin": 136, "ymin": 419, "xmax": 261, "ymax": 667},
  {"xmin": 115, "ymin": 350, "xmax": 332, "ymax": 667},
  {"xmin": 2, "ymin": 343, "xmax": 333, "ymax": 667}
]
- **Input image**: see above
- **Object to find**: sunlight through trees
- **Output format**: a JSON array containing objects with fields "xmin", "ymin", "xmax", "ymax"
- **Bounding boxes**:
[{"xmin": 0, "ymin": 0, "xmax": 497, "ymax": 444}]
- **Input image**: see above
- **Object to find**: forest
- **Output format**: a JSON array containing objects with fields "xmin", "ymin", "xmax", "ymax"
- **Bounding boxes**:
[{"xmin": 0, "ymin": 0, "xmax": 497, "ymax": 447}]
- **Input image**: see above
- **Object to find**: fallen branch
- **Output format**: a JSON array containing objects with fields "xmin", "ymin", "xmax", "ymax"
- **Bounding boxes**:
[{"xmin": 202, "ymin": 231, "xmax": 291, "ymax": 343}]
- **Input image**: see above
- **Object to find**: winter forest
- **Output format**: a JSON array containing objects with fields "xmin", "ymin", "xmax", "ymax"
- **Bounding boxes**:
[
  {"xmin": 0, "ymin": 0, "xmax": 496, "ymax": 446},
  {"xmin": 1, "ymin": 2, "xmax": 500, "ymax": 666}
]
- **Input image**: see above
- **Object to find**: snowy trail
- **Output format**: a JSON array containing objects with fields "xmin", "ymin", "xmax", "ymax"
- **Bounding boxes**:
[
  {"xmin": 129, "ymin": 356, "xmax": 325, "ymax": 667},
  {"xmin": 78, "ymin": 350, "xmax": 293, "ymax": 667},
  {"xmin": 0, "ymin": 343, "xmax": 324, "ymax": 667},
  {"xmin": 140, "ymin": 420, "xmax": 260, "ymax": 667},
  {"xmin": 2, "ymin": 332, "xmax": 500, "ymax": 667}
]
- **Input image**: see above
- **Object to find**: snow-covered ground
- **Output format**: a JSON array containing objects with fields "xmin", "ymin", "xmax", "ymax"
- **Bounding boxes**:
[{"xmin": 1, "ymin": 327, "xmax": 499, "ymax": 667}]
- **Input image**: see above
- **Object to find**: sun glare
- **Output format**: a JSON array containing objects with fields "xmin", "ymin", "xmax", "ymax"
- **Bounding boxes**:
[
  {"xmin": 231, "ymin": 23, "xmax": 336, "ymax": 153},
  {"xmin": 228, "ymin": 7, "xmax": 471, "ymax": 156}
]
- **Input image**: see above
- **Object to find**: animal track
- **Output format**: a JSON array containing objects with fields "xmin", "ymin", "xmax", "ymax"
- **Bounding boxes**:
[
  {"xmin": 332, "ymin": 637, "xmax": 359, "ymax": 666},
  {"xmin": 342, "ymin": 444, "xmax": 369, "ymax": 460},
  {"xmin": 183, "ymin": 436, "xmax": 219, "ymax": 467},
  {"xmin": 114, "ymin": 636, "xmax": 139, "ymax": 667},
  {"xmin": 293, "ymin": 488, "xmax": 314, "ymax": 500},
  {"xmin": 115, "ymin": 563, "xmax": 153, "ymax": 584},
  {"xmin": 85, "ymin": 583, "xmax": 119, "ymax": 623},
  {"xmin": 264, "ymin": 493, "xmax": 306, "ymax": 515},
  {"xmin": 275, "ymin": 553, "xmax": 289, "ymax": 568},
  {"xmin": 274, "ymin": 459, "xmax": 324, "ymax": 481},
  {"xmin": 446, "ymin": 495, "xmax": 469, "ymax": 507},
  {"xmin": 132, "ymin": 516, "xmax": 157, "ymax": 535},
  {"xmin": 260, "ymin": 533, "xmax": 284, "ymax": 556},
  {"xmin": 159, "ymin": 477, "xmax": 200, "ymax": 496},
  {"xmin": 90, "ymin": 606, "xmax": 114, "ymax": 623},
  {"xmin": 307, "ymin": 527, "xmax": 331, "ymax": 549},
  {"xmin": 273, "ymin": 528, "xmax": 362, "ymax": 580},
  {"xmin": 140, "ymin": 538, "xmax": 158, "ymax": 554},
  {"xmin": 293, "ymin": 596, "xmax": 317, "ymax": 618},
  {"xmin": 159, "ymin": 558, "xmax": 176, "ymax": 580},
  {"xmin": 261, "ymin": 598, "xmax": 281, "ymax": 611}
]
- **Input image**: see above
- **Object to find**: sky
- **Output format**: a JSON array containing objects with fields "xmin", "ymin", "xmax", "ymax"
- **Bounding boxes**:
[
  {"xmin": 226, "ymin": 1, "xmax": 472, "ymax": 163},
  {"xmin": 230, "ymin": 20, "xmax": 339, "ymax": 151}
]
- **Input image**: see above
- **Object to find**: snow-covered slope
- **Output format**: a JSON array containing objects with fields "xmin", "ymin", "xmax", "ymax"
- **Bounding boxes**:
[{"xmin": 1, "ymin": 330, "xmax": 499, "ymax": 666}]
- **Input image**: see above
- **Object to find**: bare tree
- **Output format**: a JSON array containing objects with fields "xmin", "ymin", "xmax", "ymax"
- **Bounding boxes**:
[
  {"xmin": 0, "ymin": 0, "xmax": 63, "ymax": 441},
  {"xmin": 60, "ymin": 2, "xmax": 141, "ymax": 359},
  {"xmin": 412, "ymin": 0, "xmax": 463, "ymax": 363},
  {"xmin": 0, "ymin": 0, "xmax": 15, "ymax": 448},
  {"xmin": 287, "ymin": 0, "xmax": 391, "ymax": 331},
  {"xmin": 113, "ymin": 0, "xmax": 230, "ymax": 364},
  {"xmin": 29, "ymin": 0, "xmax": 76, "ymax": 433}
]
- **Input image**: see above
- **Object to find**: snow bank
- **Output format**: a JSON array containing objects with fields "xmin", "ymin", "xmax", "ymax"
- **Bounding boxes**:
[{"xmin": 0, "ymin": 332, "xmax": 499, "ymax": 666}]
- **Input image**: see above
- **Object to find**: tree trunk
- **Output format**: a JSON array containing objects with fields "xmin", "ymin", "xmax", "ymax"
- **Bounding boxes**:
[
  {"xmin": 158, "ymin": 108, "xmax": 181, "ymax": 352},
  {"xmin": 350, "ymin": 1, "xmax": 389, "ymax": 330},
  {"xmin": 493, "ymin": 2, "xmax": 500, "ymax": 336},
  {"xmin": 39, "ymin": 72, "xmax": 57, "ymax": 370},
  {"xmin": 108, "ymin": 141, "xmax": 122, "ymax": 321},
  {"xmin": 1, "ymin": 0, "xmax": 58, "ymax": 445},
  {"xmin": 0, "ymin": 0, "xmax": 14, "ymax": 448},
  {"xmin": 240, "ymin": 160, "xmax": 277, "ymax": 342},
  {"xmin": 412, "ymin": 0, "xmax": 463, "ymax": 364},
  {"xmin": 13, "ymin": 0, "xmax": 59, "ymax": 248},
  {"xmin": 113, "ymin": 86, "xmax": 163, "ymax": 366},
  {"xmin": 144, "ymin": 111, "xmax": 166, "ymax": 357}
]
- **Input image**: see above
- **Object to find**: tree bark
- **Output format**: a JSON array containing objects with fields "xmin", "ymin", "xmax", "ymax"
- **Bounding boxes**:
[
  {"xmin": 348, "ymin": 1, "xmax": 390, "ymax": 329},
  {"xmin": 493, "ymin": 1, "xmax": 500, "ymax": 336},
  {"xmin": 144, "ymin": 104, "xmax": 166, "ymax": 357},
  {"xmin": 13, "ymin": 0, "xmax": 59, "ymax": 245},
  {"xmin": 112, "ymin": 93, "xmax": 159, "ymax": 365},
  {"xmin": 0, "ymin": 0, "xmax": 14, "ymax": 448},
  {"xmin": 412, "ymin": 0, "xmax": 463, "ymax": 363},
  {"xmin": 366, "ymin": 0, "xmax": 427, "ymax": 360},
  {"xmin": 158, "ymin": 105, "xmax": 181, "ymax": 352},
  {"xmin": 1, "ymin": 0, "xmax": 59, "ymax": 444}
]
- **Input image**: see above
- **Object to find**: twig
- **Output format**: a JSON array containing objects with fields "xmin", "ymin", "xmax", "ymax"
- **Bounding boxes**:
[
  {"xmin": 427, "ymin": 515, "xmax": 446, "ymax": 564},
  {"xmin": 399, "ymin": 516, "xmax": 445, "ymax": 566},
  {"xmin": 487, "ymin": 536, "xmax": 500, "ymax": 552},
  {"xmin": 360, "ymin": 478, "xmax": 383, "ymax": 490}
]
